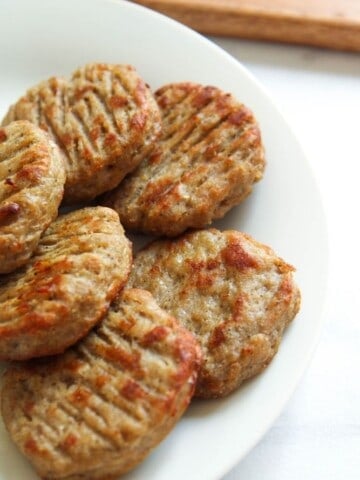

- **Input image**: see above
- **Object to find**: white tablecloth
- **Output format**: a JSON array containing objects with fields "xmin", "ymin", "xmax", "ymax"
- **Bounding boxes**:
[{"xmin": 210, "ymin": 38, "xmax": 360, "ymax": 480}]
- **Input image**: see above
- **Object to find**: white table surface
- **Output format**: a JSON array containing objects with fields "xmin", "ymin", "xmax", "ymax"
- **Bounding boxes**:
[{"xmin": 209, "ymin": 38, "xmax": 360, "ymax": 480}]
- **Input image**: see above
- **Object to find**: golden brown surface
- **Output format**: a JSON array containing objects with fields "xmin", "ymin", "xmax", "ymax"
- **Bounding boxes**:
[
  {"xmin": 0, "ymin": 121, "xmax": 65, "ymax": 273},
  {"xmin": 1, "ymin": 288, "xmax": 201, "ymax": 480},
  {"xmin": 103, "ymin": 82, "xmax": 265, "ymax": 236},
  {"xmin": 2, "ymin": 64, "xmax": 161, "ymax": 204},
  {"xmin": 0, "ymin": 207, "xmax": 132, "ymax": 361},
  {"xmin": 129, "ymin": 228, "xmax": 301, "ymax": 398}
]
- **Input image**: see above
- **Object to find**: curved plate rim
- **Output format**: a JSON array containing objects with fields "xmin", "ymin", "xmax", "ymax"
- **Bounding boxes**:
[{"xmin": 0, "ymin": 1, "xmax": 328, "ymax": 479}]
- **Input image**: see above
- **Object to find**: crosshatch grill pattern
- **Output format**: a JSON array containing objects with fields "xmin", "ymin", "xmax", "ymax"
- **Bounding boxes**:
[
  {"xmin": 1, "ymin": 289, "xmax": 201, "ymax": 480},
  {"xmin": 0, "ymin": 207, "xmax": 132, "ymax": 361},
  {"xmin": 2, "ymin": 64, "xmax": 162, "ymax": 204},
  {"xmin": 104, "ymin": 82, "xmax": 265, "ymax": 236},
  {"xmin": 0, "ymin": 121, "xmax": 65, "ymax": 274}
]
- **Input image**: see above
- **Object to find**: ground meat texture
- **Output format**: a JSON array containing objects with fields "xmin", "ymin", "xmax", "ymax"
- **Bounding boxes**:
[
  {"xmin": 1, "ymin": 288, "xmax": 201, "ymax": 479},
  {"xmin": 0, "ymin": 206, "xmax": 132, "ymax": 361},
  {"xmin": 103, "ymin": 82, "xmax": 265, "ymax": 236},
  {"xmin": 2, "ymin": 64, "xmax": 161, "ymax": 204},
  {"xmin": 128, "ymin": 228, "xmax": 301, "ymax": 398},
  {"xmin": 0, "ymin": 121, "xmax": 65, "ymax": 273}
]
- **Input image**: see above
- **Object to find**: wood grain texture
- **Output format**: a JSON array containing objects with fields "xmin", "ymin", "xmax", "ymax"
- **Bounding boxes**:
[{"xmin": 132, "ymin": 0, "xmax": 360, "ymax": 52}]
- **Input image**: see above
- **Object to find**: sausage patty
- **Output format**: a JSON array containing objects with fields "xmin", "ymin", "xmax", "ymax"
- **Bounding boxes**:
[
  {"xmin": 103, "ymin": 82, "xmax": 265, "ymax": 236},
  {"xmin": 0, "ymin": 206, "xmax": 132, "ymax": 360},
  {"xmin": 0, "ymin": 121, "xmax": 65, "ymax": 273},
  {"xmin": 128, "ymin": 228, "xmax": 301, "ymax": 398},
  {"xmin": 2, "ymin": 64, "xmax": 161, "ymax": 204},
  {"xmin": 1, "ymin": 288, "xmax": 201, "ymax": 480}
]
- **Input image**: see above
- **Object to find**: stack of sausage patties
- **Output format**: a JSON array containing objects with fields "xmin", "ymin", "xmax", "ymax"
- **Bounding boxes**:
[{"xmin": 0, "ymin": 63, "xmax": 300, "ymax": 480}]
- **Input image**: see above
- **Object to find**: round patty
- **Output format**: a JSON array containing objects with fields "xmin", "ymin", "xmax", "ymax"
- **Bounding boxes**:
[
  {"xmin": 2, "ymin": 64, "xmax": 161, "ymax": 204},
  {"xmin": 0, "ymin": 206, "xmax": 132, "ymax": 361},
  {"xmin": 0, "ymin": 121, "xmax": 65, "ymax": 274},
  {"xmin": 1, "ymin": 288, "xmax": 201, "ymax": 480},
  {"xmin": 128, "ymin": 228, "xmax": 301, "ymax": 398},
  {"xmin": 103, "ymin": 82, "xmax": 265, "ymax": 236}
]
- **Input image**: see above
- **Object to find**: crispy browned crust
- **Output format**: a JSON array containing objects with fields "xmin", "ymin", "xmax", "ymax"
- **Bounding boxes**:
[
  {"xmin": 1, "ymin": 288, "xmax": 201, "ymax": 480},
  {"xmin": 128, "ymin": 228, "xmax": 301, "ymax": 398},
  {"xmin": 2, "ymin": 64, "xmax": 161, "ymax": 204},
  {"xmin": 0, "ymin": 207, "xmax": 132, "ymax": 361},
  {"xmin": 0, "ymin": 121, "xmax": 65, "ymax": 273},
  {"xmin": 103, "ymin": 82, "xmax": 265, "ymax": 236}
]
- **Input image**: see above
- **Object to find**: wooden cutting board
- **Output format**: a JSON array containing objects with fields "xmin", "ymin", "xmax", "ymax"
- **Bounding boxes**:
[{"xmin": 132, "ymin": 0, "xmax": 360, "ymax": 52}]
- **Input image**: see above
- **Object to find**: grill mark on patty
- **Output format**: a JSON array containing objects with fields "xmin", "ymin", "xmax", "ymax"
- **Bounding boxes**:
[
  {"xmin": 133, "ymin": 111, "xmax": 247, "ymax": 213},
  {"xmin": 112, "ymin": 73, "xmax": 138, "ymax": 112},
  {"xmin": 68, "ymin": 109, "xmax": 98, "ymax": 160},
  {"xmin": 112, "ymin": 77, "xmax": 136, "ymax": 116},
  {"xmin": 173, "ymin": 113, "xmax": 232, "ymax": 158},
  {"xmin": 113, "ymin": 70, "xmax": 140, "ymax": 106},
  {"xmin": 89, "ymin": 322, "xmax": 178, "ymax": 399},
  {"xmin": 38, "ymin": 230, "xmax": 122, "ymax": 251},
  {"xmin": 39, "ymin": 110, "xmax": 69, "ymax": 161},
  {"xmin": 24, "ymin": 429, "xmax": 70, "ymax": 460},
  {"xmin": 69, "ymin": 380, "xmax": 142, "ymax": 445},
  {"xmin": 77, "ymin": 351, "xmax": 148, "ymax": 422},
  {"xmin": 159, "ymin": 86, "xmax": 191, "ymax": 109},
  {"xmin": 27, "ymin": 385, "xmax": 118, "ymax": 452},
  {"xmin": 79, "ymin": 340, "xmax": 172, "ymax": 414},
  {"xmin": 86, "ymin": 66, "xmax": 139, "ymax": 138},
  {"xmin": 32, "ymin": 83, "xmax": 70, "ymax": 161},
  {"xmin": 163, "ymin": 110, "xmax": 220, "ymax": 155},
  {"xmin": 87, "ymin": 90, "xmax": 120, "ymax": 146},
  {"xmin": 27, "ymin": 408, "xmax": 73, "ymax": 459},
  {"xmin": 83, "ymin": 384, "xmax": 145, "ymax": 438},
  {"xmin": 0, "ymin": 136, "xmax": 35, "ymax": 166},
  {"xmin": 0, "ymin": 141, "xmax": 48, "ymax": 207},
  {"xmin": 161, "ymin": 97, "xmax": 218, "ymax": 144},
  {"xmin": 100, "ymin": 321, "xmax": 178, "ymax": 388},
  {"xmin": 143, "ymin": 115, "xmax": 250, "ymax": 201},
  {"xmin": 55, "ymin": 393, "xmax": 118, "ymax": 450},
  {"xmin": 226, "ymin": 125, "xmax": 260, "ymax": 159},
  {"xmin": 159, "ymin": 89, "xmax": 200, "ymax": 123},
  {"xmin": 92, "ymin": 329, "xmax": 143, "ymax": 375},
  {"xmin": 77, "ymin": 344, "xmax": 149, "ymax": 425},
  {"xmin": 81, "ymin": 96, "xmax": 103, "ymax": 150}
]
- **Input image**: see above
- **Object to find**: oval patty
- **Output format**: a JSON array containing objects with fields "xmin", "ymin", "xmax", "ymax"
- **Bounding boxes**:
[
  {"xmin": 0, "ymin": 206, "xmax": 132, "ymax": 361},
  {"xmin": 2, "ymin": 64, "xmax": 161, "ymax": 204},
  {"xmin": 103, "ymin": 82, "xmax": 265, "ymax": 236},
  {"xmin": 128, "ymin": 228, "xmax": 301, "ymax": 398},
  {"xmin": 0, "ymin": 121, "xmax": 65, "ymax": 274},
  {"xmin": 1, "ymin": 288, "xmax": 201, "ymax": 480}
]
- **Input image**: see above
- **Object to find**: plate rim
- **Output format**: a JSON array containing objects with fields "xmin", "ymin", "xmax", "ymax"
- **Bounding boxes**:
[{"xmin": 0, "ymin": 1, "xmax": 329, "ymax": 479}]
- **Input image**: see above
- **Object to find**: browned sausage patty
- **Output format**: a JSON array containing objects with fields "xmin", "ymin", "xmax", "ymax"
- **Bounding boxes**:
[
  {"xmin": 0, "ymin": 207, "xmax": 132, "ymax": 361},
  {"xmin": 103, "ymin": 82, "xmax": 265, "ymax": 236},
  {"xmin": 0, "ymin": 121, "xmax": 65, "ymax": 274},
  {"xmin": 128, "ymin": 228, "xmax": 301, "ymax": 398},
  {"xmin": 2, "ymin": 64, "xmax": 161, "ymax": 204},
  {"xmin": 1, "ymin": 288, "xmax": 201, "ymax": 480}
]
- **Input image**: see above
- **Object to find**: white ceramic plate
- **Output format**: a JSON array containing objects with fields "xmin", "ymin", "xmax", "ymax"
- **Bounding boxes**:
[{"xmin": 0, "ymin": 1, "xmax": 328, "ymax": 479}]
